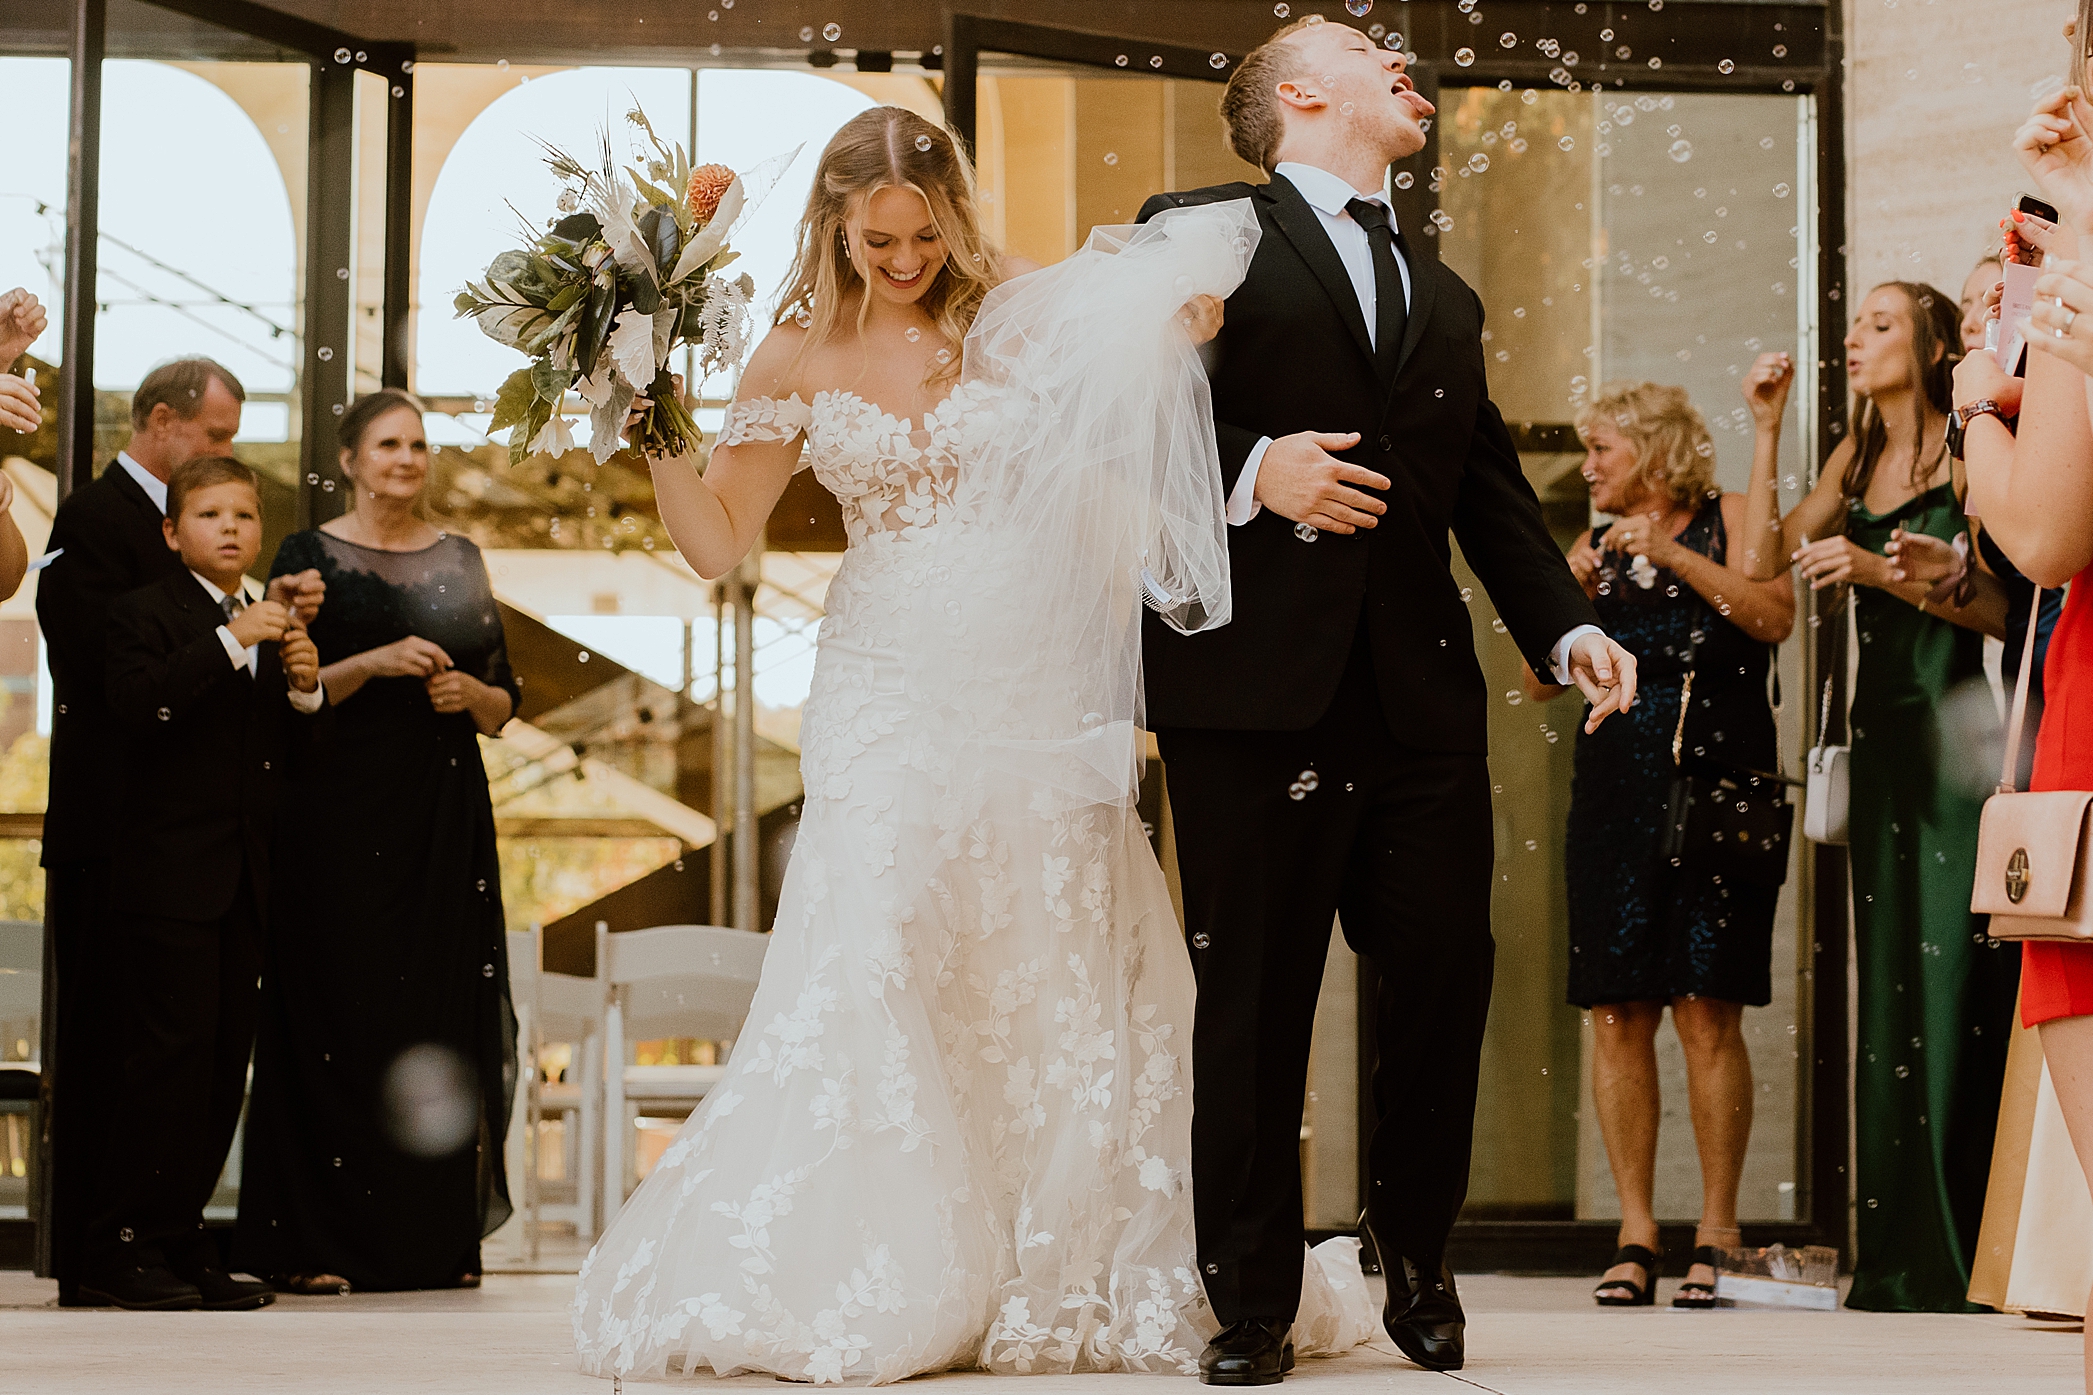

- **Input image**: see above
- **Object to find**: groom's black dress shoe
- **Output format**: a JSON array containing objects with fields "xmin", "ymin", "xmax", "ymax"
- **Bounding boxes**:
[
  {"xmin": 77, "ymin": 1259, "xmax": 204, "ymax": 1311},
  {"xmin": 173, "ymin": 1262, "xmax": 275, "ymax": 1311},
  {"xmin": 1198, "ymin": 1318, "xmax": 1295, "ymax": 1386},
  {"xmin": 1360, "ymin": 1215, "xmax": 1466, "ymax": 1372}
]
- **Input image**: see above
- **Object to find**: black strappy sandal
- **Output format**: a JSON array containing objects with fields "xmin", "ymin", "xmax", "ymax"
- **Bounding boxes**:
[
  {"xmin": 1671, "ymin": 1245, "xmax": 1722, "ymax": 1309},
  {"xmin": 1593, "ymin": 1243, "xmax": 1660, "ymax": 1306}
]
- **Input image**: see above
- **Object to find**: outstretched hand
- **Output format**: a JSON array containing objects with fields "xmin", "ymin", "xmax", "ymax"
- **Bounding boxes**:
[
  {"xmin": 265, "ymin": 568, "xmax": 326, "ymax": 627},
  {"xmin": 1567, "ymin": 633, "xmax": 1638, "ymax": 733},
  {"xmin": 0, "ymin": 289, "xmax": 46, "ymax": 368}
]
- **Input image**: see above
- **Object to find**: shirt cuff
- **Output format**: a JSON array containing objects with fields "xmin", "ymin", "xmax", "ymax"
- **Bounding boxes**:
[
  {"xmin": 1226, "ymin": 437, "xmax": 1273, "ymax": 526},
  {"xmin": 287, "ymin": 681, "xmax": 326, "ymax": 713},
  {"xmin": 215, "ymin": 624, "xmax": 248, "ymax": 670},
  {"xmin": 1549, "ymin": 625, "xmax": 1605, "ymax": 685}
]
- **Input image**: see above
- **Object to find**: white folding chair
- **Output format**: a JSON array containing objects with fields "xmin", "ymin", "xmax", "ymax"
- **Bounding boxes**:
[
  {"xmin": 507, "ymin": 923, "xmax": 605, "ymax": 1254},
  {"xmin": 597, "ymin": 922, "xmax": 767, "ymax": 1210},
  {"xmin": 0, "ymin": 921, "xmax": 41, "ymax": 1222}
]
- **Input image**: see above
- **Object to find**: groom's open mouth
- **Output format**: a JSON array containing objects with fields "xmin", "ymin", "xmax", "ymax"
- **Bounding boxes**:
[{"xmin": 1392, "ymin": 75, "xmax": 1436, "ymax": 118}]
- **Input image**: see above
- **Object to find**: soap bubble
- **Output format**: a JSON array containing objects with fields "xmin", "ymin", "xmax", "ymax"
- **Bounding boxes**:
[
  {"xmin": 1505, "ymin": 691, "xmax": 1524, "ymax": 706},
  {"xmin": 383, "ymin": 1044, "xmax": 479, "ymax": 1158},
  {"xmin": 1346, "ymin": 0, "xmax": 1372, "ymax": 15},
  {"xmin": 1718, "ymin": 58, "xmax": 1736, "ymax": 74},
  {"xmin": 317, "ymin": 346, "xmax": 334, "ymax": 362},
  {"xmin": 1211, "ymin": 52, "xmax": 1229, "ymax": 69},
  {"xmin": 799, "ymin": 25, "xmax": 814, "ymax": 41},
  {"xmin": 156, "ymin": 707, "xmax": 171, "ymax": 721},
  {"xmin": 334, "ymin": 47, "xmax": 351, "ymax": 63},
  {"xmin": 1395, "ymin": 170, "xmax": 1415, "ymax": 189},
  {"xmin": 1104, "ymin": 151, "xmax": 1119, "ymax": 165},
  {"xmin": 1454, "ymin": 47, "xmax": 1476, "ymax": 66},
  {"xmin": 905, "ymin": 327, "xmax": 921, "ymax": 342},
  {"xmin": 1773, "ymin": 182, "xmax": 1791, "ymax": 198},
  {"xmin": 1294, "ymin": 523, "xmax": 1319, "ymax": 543},
  {"xmin": 823, "ymin": 22, "xmax": 842, "ymax": 42},
  {"xmin": 1669, "ymin": 139, "xmax": 1693, "ymax": 162},
  {"xmin": 1500, "ymin": 32, "xmax": 1518, "ymax": 48},
  {"xmin": 1298, "ymin": 770, "xmax": 1320, "ymax": 791},
  {"xmin": 1468, "ymin": 153, "xmax": 1490, "ymax": 173},
  {"xmin": 916, "ymin": 134, "xmax": 933, "ymax": 152},
  {"xmin": 1559, "ymin": 136, "xmax": 1576, "ymax": 152},
  {"xmin": 1115, "ymin": 54, "xmax": 1128, "ymax": 66},
  {"xmin": 1274, "ymin": 2, "xmax": 1289, "ymax": 15}
]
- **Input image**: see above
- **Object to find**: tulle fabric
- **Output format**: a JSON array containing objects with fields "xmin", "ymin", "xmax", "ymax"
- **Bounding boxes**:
[
  {"xmin": 571, "ymin": 202, "xmax": 1375, "ymax": 1386},
  {"xmin": 905, "ymin": 201, "xmax": 1259, "ymax": 810}
]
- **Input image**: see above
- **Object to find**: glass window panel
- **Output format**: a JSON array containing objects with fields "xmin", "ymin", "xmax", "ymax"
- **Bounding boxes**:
[{"xmin": 1439, "ymin": 86, "xmax": 1815, "ymax": 1225}]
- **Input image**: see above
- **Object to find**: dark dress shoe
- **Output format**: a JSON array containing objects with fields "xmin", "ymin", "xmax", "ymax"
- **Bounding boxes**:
[
  {"xmin": 78, "ymin": 1261, "xmax": 203, "ymax": 1311},
  {"xmin": 1199, "ymin": 1317, "xmax": 1295, "ymax": 1386},
  {"xmin": 1360, "ymin": 1215, "xmax": 1465, "ymax": 1372},
  {"xmin": 174, "ymin": 1264, "xmax": 276, "ymax": 1311}
]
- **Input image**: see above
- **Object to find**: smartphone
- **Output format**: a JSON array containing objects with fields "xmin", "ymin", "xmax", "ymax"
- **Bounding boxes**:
[
  {"xmin": 2019, "ymin": 193, "xmax": 2060, "ymax": 223},
  {"xmin": 1997, "ymin": 259, "xmax": 2041, "ymax": 376}
]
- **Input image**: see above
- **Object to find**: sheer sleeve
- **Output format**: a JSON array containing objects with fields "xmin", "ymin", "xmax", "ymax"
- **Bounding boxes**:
[{"xmin": 719, "ymin": 394, "xmax": 812, "ymax": 456}]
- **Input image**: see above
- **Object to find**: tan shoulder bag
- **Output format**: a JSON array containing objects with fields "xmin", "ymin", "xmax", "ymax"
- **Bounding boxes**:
[{"xmin": 1973, "ymin": 592, "xmax": 2093, "ymax": 941}]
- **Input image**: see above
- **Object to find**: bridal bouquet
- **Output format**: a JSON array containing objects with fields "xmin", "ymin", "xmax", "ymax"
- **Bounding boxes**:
[{"xmin": 456, "ymin": 109, "xmax": 795, "ymax": 464}]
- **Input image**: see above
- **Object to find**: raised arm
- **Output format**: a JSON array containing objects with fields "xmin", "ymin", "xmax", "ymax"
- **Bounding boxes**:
[
  {"xmin": 1738, "ymin": 352, "xmax": 1848, "ymax": 579},
  {"xmin": 642, "ymin": 325, "xmax": 807, "ymax": 581}
]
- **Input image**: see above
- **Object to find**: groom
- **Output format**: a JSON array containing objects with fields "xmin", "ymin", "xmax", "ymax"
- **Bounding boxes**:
[{"xmin": 1141, "ymin": 17, "xmax": 1636, "ymax": 1381}]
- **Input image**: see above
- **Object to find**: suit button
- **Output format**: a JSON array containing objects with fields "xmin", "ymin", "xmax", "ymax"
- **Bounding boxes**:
[{"xmin": 1379, "ymin": 435, "xmax": 1393, "ymax": 452}]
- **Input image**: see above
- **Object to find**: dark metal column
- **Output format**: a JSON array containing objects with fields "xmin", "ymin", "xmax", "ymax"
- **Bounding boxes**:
[
  {"xmin": 53, "ymin": 0, "xmax": 106, "ymax": 503},
  {"xmin": 302, "ymin": 56, "xmax": 356, "ymax": 527},
  {"xmin": 382, "ymin": 63, "xmax": 414, "ymax": 391}
]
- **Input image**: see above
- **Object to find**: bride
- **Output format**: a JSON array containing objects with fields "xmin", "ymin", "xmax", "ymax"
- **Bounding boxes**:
[{"xmin": 572, "ymin": 106, "xmax": 1374, "ymax": 1384}]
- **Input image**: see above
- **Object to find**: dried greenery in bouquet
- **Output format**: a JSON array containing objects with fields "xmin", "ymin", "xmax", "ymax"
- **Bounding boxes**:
[{"xmin": 456, "ymin": 108, "xmax": 797, "ymax": 464}]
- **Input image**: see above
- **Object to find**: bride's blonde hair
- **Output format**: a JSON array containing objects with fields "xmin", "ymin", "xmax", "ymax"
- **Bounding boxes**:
[{"xmin": 774, "ymin": 107, "xmax": 1000, "ymax": 386}]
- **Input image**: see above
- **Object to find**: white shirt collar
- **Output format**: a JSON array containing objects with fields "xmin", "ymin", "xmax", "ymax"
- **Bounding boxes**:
[
  {"xmin": 1273, "ymin": 162, "xmax": 1396, "ymax": 228},
  {"xmin": 116, "ymin": 451, "xmax": 169, "ymax": 515},
  {"xmin": 188, "ymin": 570, "xmax": 257, "ymax": 607}
]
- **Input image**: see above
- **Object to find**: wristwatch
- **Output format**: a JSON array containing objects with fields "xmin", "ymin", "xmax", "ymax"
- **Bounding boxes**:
[{"xmin": 1947, "ymin": 398, "xmax": 2008, "ymax": 459}]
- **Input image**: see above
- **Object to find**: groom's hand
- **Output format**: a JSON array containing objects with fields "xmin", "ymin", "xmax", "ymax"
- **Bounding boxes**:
[
  {"xmin": 1255, "ymin": 431, "xmax": 1389, "ymax": 534},
  {"xmin": 1567, "ymin": 633, "xmax": 1639, "ymax": 734}
]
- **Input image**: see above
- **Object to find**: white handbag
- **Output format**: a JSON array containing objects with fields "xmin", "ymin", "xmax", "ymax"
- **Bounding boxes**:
[
  {"xmin": 1802, "ymin": 594, "xmax": 1850, "ymax": 845},
  {"xmin": 1803, "ymin": 738, "xmax": 1850, "ymax": 845}
]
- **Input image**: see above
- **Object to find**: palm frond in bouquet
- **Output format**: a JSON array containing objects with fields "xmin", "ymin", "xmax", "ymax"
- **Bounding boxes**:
[{"xmin": 456, "ymin": 108, "xmax": 798, "ymax": 464}]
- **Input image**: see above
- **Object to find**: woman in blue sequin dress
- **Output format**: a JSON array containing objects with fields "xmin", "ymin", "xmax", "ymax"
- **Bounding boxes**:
[{"xmin": 1533, "ymin": 382, "xmax": 1794, "ymax": 1309}]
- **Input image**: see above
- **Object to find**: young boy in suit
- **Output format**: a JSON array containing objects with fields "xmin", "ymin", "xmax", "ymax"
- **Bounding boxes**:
[{"xmin": 82, "ymin": 456, "xmax": 326, "ymax": 1310}]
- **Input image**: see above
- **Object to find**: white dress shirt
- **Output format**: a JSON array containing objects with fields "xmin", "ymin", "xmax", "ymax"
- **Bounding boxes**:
[
  {"xmin": 117, "ymin": 451, "xmax": 168, "ymax": 514},
  {"xmin": 189, "ymin": 570, "xmax": 326, "ymax": 713},
  {"xmin": 1228, "ymin": 162, "xmax": 1602, "ymax": 685}
]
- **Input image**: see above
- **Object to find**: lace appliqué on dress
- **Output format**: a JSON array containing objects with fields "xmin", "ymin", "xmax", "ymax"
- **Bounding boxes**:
[{"xmin": 720, "ymin": 394, "xmax": 815, "ymax": 469}]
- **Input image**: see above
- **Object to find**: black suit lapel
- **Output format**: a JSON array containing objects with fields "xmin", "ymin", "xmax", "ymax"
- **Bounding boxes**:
[
  {"xmin": 1259, "ymin": 179, "xmax": 1376, "ymax": 370},
  {"xmin": 105, "ymin": 460, "xmax": 167, "ymax": 523},
  {"xmin": 1392, "ymin": 246, "xmax": 1440, "ymax": 381}
]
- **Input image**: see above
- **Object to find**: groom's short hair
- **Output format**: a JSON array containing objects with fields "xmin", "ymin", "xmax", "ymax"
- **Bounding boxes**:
[{"xmin": 1221, "ymin": 18, "xmax": 1321, "ymax": 172}]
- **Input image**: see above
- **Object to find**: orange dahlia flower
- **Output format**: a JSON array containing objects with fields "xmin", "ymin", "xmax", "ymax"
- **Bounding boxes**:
[{"xmin": 686, "ymin": 164, "xmax": 736, "ymax": 226}]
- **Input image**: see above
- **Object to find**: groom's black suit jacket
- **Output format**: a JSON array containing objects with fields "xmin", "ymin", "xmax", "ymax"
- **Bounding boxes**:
[{"xmin": 1138, "ymin": 176, "xmax": 1597, "ymax": 748}]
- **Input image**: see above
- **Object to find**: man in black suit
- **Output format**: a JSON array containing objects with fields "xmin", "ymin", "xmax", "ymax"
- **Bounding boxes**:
[
  {"xmin": 34, "ymin": 359, "xmax": 321, "ymax": 1302},
  {"xmin": 1138, "ymin": 19, "xmax": 1639, "ymax": 1381},
  {"xmin": 85, "ymin": 456, "xmax": 324, "ymax": 1309}
]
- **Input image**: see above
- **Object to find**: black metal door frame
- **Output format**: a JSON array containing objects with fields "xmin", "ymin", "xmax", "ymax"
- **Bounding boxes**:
[
  {"xmin": 36, "ymin": 0, "xmax": 417, "ymax": 1279},
  {"xmin": 943, "ymin": 4, "xmax": 1849, "ymax": 1272}
]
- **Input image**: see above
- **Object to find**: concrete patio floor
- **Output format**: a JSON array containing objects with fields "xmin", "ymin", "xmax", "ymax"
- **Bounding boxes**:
[{"xmin": 0, "ymin": 1269, "xmax": 2080, "ymax": 1394}]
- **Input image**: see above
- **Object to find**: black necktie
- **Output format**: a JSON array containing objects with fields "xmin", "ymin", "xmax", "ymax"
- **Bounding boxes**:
[
  {"xmin": 220, "ymin": 592, "xmax": 244, "ymax": 624},
  {"xmin": 1346, "ymin": 197, "xmax": 1409, "ymax": 379}
]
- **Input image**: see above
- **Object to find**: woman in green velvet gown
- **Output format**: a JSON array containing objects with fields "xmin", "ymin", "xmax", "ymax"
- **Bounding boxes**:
[{"xmin": 1738, "ymin": 282, "xmax": 2019, "ymax": 1311}]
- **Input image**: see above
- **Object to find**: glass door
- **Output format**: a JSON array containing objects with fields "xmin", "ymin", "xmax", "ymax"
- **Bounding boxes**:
[{"xmin": 946, "ymin": 6, "xmax": 1844, "ymax": 1266}]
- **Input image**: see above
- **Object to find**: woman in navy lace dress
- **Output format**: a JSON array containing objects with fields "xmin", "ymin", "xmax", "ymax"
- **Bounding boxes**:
[
  {"xmin": 235, "ymin": 390, "xmax": 519, "ymax": 1293},
  {"xmin": 1531, "ymin": 382, "xmax": 1794, "ymax": 1310}
]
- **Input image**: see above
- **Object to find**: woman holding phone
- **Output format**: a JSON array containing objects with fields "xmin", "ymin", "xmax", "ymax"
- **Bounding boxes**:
[{"xmin": 1737, "ymin": 285, "xmax": 2018, "ymax": 1312}]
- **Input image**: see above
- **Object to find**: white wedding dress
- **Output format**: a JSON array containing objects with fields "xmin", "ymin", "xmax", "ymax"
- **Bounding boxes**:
[{"xmin": 572, "ymin": 203, "xmax": 1377, "ymax": 1384}]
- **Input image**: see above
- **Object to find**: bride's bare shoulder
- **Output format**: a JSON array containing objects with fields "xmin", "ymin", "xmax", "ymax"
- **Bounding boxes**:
[
  {"xmin": 741, "ymin": 321, "xmax": 811, "ymax": 401},
  {"xmin": 999, "ymin": 253, "xmax": 1045, "ymax": 278}
]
